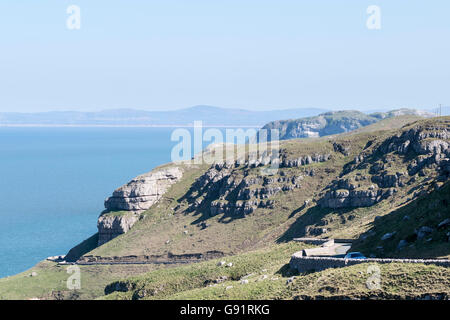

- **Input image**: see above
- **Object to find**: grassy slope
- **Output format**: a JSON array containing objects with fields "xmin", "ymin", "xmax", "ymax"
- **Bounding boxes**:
[
  {"xmin": 352, "ymin": 181, "xmax": 450, "ymax": 259},
  {"xmin": 0, "ymin": 261, "xmax": 158, "ymax": 300},
  {"xmin": 344, "ymin": 115, "xmax": 424, "ymax": 135},
  {"xmin": 102, "ymin": 242, "xmax": 450, "ymax": 300},
  {"xmin": 101, "ymin": 242, "xmax": 308, "ymax": 300},
  {"xmin": 278, "ymin": 263, "xmax": 450, "ymax": 300},
  {"xmin": 168, "ymin": 264, "xmax": 450, "ymax": 300}
]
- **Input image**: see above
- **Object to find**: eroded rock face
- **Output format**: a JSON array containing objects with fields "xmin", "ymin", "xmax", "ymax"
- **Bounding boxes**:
[
  {"xmin": 319, "ymin": 121, "xmax": 450, "ymax": 209},
  {"xmin": 97, "ymin": 166, "xmax": 183, "ymax": 246},
  {"xmin": 97, "ymin": 213, "xmax": 140, "ymax": 246},
  {"xmin": 226, "ymin": 151, "xmax": 331, "ymax": 169},
  {"xmin": 259, "ymin": 111, "xmax": 380, "ymax": 141},
  {"xmin": 379, "ymin": 125, "xmax": 449, "ymax": 157},
  {"xmin": 371, "ymin": 172, "xmax": 407, "ymax": 188},
  {"xmin": 186, "ymin": 161, "xmax": 303, "ymax": 216},
  {"xmin": 319, "ymin": 188, "xmax": 393, "ymax": 209},
  {"xmin": 104, "ymin": 167, "xmax": 183, "ymax": 212},
  {"xmin": 280, "ymin": 154, "xmax": 331, "ymax": 167}
]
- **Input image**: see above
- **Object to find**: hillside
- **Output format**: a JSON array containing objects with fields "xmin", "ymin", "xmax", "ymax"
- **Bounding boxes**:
[
  {"xmin": 84, "ymin": 116, "xmax": 449, "ymax": 259},
  {"xmin": 258, "ymin": 109, "xmax": 434, "ymax": 141},
  {"xmin": 1, "ymin": 115, "xmax": 449, "ymax": 300}
]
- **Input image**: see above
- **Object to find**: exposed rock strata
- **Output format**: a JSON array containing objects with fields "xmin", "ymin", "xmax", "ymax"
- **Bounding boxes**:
[
  {"xmin": 98, "ymin": 166, "xmax": 183, "ymax": 246},
  {"xmin": 186, "ymin": 157, "xmax": 318, "ymax": 216},
  {"xmin": 320, "ymin": 188, "xmax": 394, "ymax": 209},
  {"xmin": 104, "ymin": 167, "xmax": 183, "ymax": 212},
  {"xmin": 319, "ymin": 121, "xmax": 450, "ymax": 209},
  {"xmin": 97, "ymin": 213, "xmax": 140, "ymax": 246},
  {"xmin": 258, "ymin": 109, "xmax": 433, "ymax": 141}
]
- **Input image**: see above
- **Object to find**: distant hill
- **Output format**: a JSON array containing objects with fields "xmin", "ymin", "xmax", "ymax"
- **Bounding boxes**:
[
  {"xmin": 0, "ymin": 106, "xmax": 328, "ymax": 127},
  {"xmin": 258, "ymin": 108, "xmax": 435, "ymax": 141}
]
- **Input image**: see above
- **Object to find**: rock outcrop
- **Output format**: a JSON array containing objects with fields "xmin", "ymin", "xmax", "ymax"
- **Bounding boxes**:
[
  {"xmin": 225, "ymin": 151, "xmax": 331, "ymax": 169},
  {"xmin": 104, "ymin": 167, "xmax": 183, "ymax": 212},
  {"xmin": 258, "ymin": 109, "xmax": 433, "ymax": 141},
  {"xmin": 98, "ymin": 166, "xmax": 183, "ymax": 246},
  {"xmin": 186, "ymin": 160, "xmax": 307, "ymax": 216},
  {"xmin": 97, "ymin": 213, "xmax": 140, "ymax": 246},
  {"xmin": 280, "ymin": 153, "xmax": 331, "ymax": 167},
  {"xmin": 319, "ymin": 188, "xmax": 393, "ymax": 209},
  {"xmin": 319, "ymin": 119, "xmax": 450, "ymax": 209}
]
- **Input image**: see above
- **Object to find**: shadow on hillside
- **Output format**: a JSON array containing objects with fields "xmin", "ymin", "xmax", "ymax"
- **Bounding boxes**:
[
  {"xmin": 288, "ymin": 202, "xmax": 307, "ymax": 219},
  {"xmin": 177, "ymin": 174, "xmax": 248, "ymax": 226},
  {"xmin": 188, "ymin": 206, "xmax": 248, "ymax": 226},
  {"xmin": 277, "ymin": 205, "xmax": 353, "ymax": 243},
  {"xmin": 351, "ymin": 181, "xmax": 450, "ymax": 259},
  {"xmin": 276, "ymin": 263, "xmax": 299, "ymax": 277},
  {"xmin": 65, "ymin": 233, "xmax": 99, "ymax": 262}
]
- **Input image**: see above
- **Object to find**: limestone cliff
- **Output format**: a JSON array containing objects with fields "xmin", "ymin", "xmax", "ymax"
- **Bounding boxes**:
[
  {"xmin": 97, "ymin": 213, "xmax": 140, "ymax": 246},
  {"xmin": 104, "ymin": 167, "xmax": 183, "ymax": 212},
  {"xmin": 97, "ymin": 166, "xmax": 183, "ymax": 245},
  {"xmin": 184, "ymin": 147, "xmax": 332, "ymax": 217},
  {"xmin": 258, "ymin": 109, "xmax": 434, "ymax": 141}
]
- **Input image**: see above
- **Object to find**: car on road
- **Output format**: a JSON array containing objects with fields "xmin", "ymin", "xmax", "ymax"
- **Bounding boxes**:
[{"xmin": 344, "ymin": 252, "xmax": 367, "ymax": 259}]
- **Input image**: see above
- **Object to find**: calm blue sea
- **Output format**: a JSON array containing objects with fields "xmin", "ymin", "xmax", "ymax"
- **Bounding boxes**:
[{"xmin": 0, "ymin": 127, "xmax": 184, "ymax": 278}]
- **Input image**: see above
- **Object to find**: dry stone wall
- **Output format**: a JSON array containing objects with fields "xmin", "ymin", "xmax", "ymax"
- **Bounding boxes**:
[{"xmin": 289, "ymin": 252, "xmax": 450, "ymax": 273}]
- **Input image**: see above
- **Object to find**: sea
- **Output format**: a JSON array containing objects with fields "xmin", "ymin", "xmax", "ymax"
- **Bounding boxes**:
[{"xmin": 0, "ymin": 127, "xmax": 194, "ymax": 278}]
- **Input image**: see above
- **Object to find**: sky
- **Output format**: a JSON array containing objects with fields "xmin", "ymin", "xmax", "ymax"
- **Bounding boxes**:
[{"xmin": 0, "ymin": 0, "xmax": 449, "ymax": 112}]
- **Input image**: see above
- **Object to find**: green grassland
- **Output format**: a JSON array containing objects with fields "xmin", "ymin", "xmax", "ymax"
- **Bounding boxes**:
[
  {"xmin": 101, "ymin": 242, "xmax": 308, "ymax": 300},
  {"xmin": 166, "ymin": 263, "xmax": 450, "ymax": 300},
  {"xmin": 0, "ymin": 261, "xmax": 158, "ymax": 300},
  {"xmin": 101, "ymin": 242, "xmax": 449, "ymax": 300}
]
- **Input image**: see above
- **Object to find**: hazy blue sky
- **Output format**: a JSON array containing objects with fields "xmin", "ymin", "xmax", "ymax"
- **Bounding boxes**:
[{"xmin": 0, "ymin": 0, "xmax": 449, "ymax": 112}]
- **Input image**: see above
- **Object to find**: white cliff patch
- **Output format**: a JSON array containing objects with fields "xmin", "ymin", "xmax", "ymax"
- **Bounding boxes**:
[
  {"xmin": 104, "ymin": 167, "xmax": 183, "ymax": 212},
  {"xmin": 97, "ymin": 166, "xmax": 183, "ymax": 246}
]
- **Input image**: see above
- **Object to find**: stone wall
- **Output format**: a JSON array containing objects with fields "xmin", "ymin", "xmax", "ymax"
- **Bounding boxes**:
[
  {"xmin": 293, "ymin": 238, "xmax": 335, "ymax": 246},
  {"xmin": 76, "ymin": 250, "xmax": 225, "ymax": 265},
  {"xmin": 289, "ymin": 251, "xmax": 450, "ymax": 273}
]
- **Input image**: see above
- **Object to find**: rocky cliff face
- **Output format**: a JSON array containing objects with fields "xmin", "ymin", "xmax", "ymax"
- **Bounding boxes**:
[
  {"xmin": 320, "ymin": 188, "xmax": 393, "ymax": 209},
  {"xmin": 258, "ymin": 109, "xmax": 433, "ymax": 141},
  {"xmin": 97, "ymin": 166, "xmax": 183, "ymax": 245},
  {"xmin": 185, "ymin": 148, "xmax": 331, "ymax": 216},
  {"xmin": 319, "ymin": 119, "xmax": 450, "ymax": 209},
  {"xmin": 97, "ymin": 213, "xmax": 140, "ymax": 246},
  {"xmin": 104, "ymin": 167, "xmax": 183, "ymax": 212}
]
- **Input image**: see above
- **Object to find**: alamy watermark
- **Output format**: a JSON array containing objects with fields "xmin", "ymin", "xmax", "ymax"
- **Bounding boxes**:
[
  {"xmin": 366, "ymin": 5, "xmax": 381, "ymax": 30},
  {"xmin": 67, "ymin": 5, "xmax": 81, "ymax": 30},
  {"xmin": 366, "ymin": 264, "xmax": 381, "ymax": 290},
  {"xmin": 64, "ymin": 5, "xmax": 382, "ymax": 31},
  {"xmin": 66, "ymin": 265, "xmax": 81, "ymax": 290}
]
